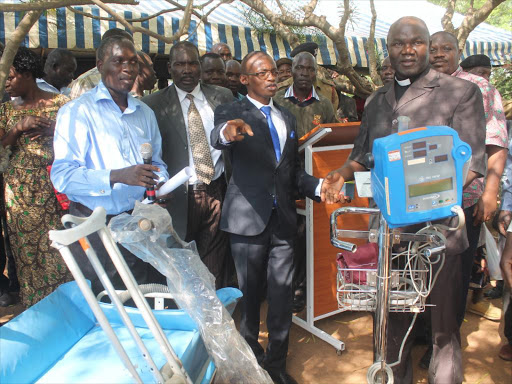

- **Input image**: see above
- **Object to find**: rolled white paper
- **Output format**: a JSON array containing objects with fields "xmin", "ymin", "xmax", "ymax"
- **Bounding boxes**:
[{"xmin": 156, "ymin": 166, "xmax": 193, "ymax": 197}]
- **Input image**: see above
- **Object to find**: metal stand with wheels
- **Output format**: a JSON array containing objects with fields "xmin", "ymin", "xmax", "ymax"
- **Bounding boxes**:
[{"xmin": 331, "ymin": 207, "xmax": 447, "ymax": 384}]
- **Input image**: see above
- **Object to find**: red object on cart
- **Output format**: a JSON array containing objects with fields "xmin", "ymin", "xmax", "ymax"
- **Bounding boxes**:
[{"xmin": 336, "ymin": 242, "xmax": 378, "ymax": 284}]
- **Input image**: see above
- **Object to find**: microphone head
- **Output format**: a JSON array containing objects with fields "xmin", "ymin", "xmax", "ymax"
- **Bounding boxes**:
[{"xmin": 140, "ymin": 142, "xmax": 153, "ymax": 160}]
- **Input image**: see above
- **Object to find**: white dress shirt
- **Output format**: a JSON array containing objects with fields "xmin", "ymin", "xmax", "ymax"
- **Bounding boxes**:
[
  {"xmin": 175, "ymin": 83, "xmax": 224, "ymax": 184},
  {"xmin": 245, "ymin": 94, "xmax": 288, "ymax": 151}
]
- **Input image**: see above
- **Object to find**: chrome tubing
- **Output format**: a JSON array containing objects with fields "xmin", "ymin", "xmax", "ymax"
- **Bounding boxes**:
[
  {"xmin": 372, "ymin": 216, "xmax": 393, "ymax": 383},
  {"xmin": 330, "ymin": 207, "xmax": 381, "ymax": 252}
]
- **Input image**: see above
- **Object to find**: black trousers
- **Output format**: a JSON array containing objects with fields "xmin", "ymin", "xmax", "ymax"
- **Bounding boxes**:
[
  {"xmin": 385, "ymin": 252, "xmax": 463, "ymax": 384},
  {"xmin": 292, "ymin": 214, "xmax": 307, "ymax": 295},
  {"xmin": 457, "ymin": 205, "xmax": 482, "ymax": 326},
  {"xmin": 505, "ymin": 291, "xmax": 512, "ymax": 345},
  {"xmin": 68, "ymin": 202, "xmax": 162, "ymax": 295},
  {"xmin": 185, "ymin": 177, "xmax": 230, "ymax": 290},
  {"xmin": 230, "ymin": 210, "xmax": 294, "ymax": 372}
]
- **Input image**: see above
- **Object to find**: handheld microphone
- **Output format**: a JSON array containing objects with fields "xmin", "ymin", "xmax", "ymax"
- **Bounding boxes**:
[{"xmin": 140, "ymin": 142, "xmax": 156, "ymax": 202}]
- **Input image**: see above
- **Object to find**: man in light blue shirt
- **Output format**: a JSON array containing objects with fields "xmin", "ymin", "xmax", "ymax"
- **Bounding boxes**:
[{"xmin": 51, "ymin": 35, "xmax": 168, "ymax": 293}]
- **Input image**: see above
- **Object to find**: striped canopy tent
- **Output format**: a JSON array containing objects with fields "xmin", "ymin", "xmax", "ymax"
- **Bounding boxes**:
[{"xmin": 0, "ymin": 0, "xmax": 510, "ymax": 67}]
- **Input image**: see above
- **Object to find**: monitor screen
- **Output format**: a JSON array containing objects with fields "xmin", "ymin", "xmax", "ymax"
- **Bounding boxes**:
[{"xmin": 408, "ymin": 177, "xmax": 453, "ymax": 198}]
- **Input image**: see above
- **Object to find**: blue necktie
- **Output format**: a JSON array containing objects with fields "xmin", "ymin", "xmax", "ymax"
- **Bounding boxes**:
[{"xmin": 260, "ymin": 106, "xmax": 281, "ymax": 162}]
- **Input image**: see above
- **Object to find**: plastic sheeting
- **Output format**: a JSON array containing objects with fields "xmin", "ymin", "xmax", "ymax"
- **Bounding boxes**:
[{"xmin": 109, "ymin": 202, "xmax": 272, "ymax": 384}]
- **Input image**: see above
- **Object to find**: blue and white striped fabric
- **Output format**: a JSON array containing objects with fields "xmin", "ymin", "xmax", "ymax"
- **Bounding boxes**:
[{"xmin": 0, "ymin": 0, "xmax": 509, "ymax": 67}]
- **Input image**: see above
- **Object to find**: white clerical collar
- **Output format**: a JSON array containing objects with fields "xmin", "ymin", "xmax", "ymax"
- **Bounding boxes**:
[{"xmin": 395, "ymin": 77, "xmax": 411, "ymax": 86}]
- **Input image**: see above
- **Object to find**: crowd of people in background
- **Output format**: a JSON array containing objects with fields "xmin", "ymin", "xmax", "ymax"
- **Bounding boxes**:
[{"xmin": 0, "ymin": 14, "xmax": 511, "ymax": 384}]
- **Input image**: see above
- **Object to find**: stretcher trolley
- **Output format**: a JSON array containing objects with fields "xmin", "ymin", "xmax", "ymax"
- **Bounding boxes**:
[
  {"xmin": 1, "ymin": 203, "xmax": 271, "ymax": 384},
  {"xmin": 330, "ymin": 126, "xmax": 471, "ymax": 383}
]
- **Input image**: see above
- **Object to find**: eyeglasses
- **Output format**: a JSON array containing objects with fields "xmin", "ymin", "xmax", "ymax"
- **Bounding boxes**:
[{"xmin": 244, "ymin": 69, "xmax": 278, "ymax": 79}]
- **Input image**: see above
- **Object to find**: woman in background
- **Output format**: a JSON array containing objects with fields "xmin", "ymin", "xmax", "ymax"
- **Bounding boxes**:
[{"xmin": 0, "ymin": 47, "xmax": 71, "ymax": 307}]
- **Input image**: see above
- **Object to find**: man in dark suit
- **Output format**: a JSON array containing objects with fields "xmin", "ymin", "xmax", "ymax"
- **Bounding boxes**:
[
  {"xmin": 142, "ymin": 41, "xmax": 234, "ymax": 289},
  {"xmin": 321, "ymin": 17, "xmax": 486, "ymax": 384},
  {"xmin": 211, "ymin": 51, "xmax": 332, "ymax": 384}
]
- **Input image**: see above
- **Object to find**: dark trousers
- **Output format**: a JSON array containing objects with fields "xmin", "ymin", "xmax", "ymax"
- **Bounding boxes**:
[
  {"xmin": 69, "ymin": 202, "xmax": 160, "ymax": 295},
  {"xmin": 185, "ymin": 177, "xmax": 231, "ymax": 290},
  {"xmin": 292, "ymin": 214, "xmax": 307, "ymax": 295},
  {"xmin": 457, "ymin": 205, "xmax": 482, "ymax": 326},
  {"xmin": 230, "ymin": 210, "xmax": 294, "ymax": 372},
  {"xmin": 385, "ymin": 252, "xmax": 463, "ymax": 384},
  {"xmin": 505, "ymin": 291, "xmax": 512, "ymax": 345}
]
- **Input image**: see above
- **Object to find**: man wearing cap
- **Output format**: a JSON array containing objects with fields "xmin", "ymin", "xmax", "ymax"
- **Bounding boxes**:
[
  {"xmin": 460, "ymin": 54, "xmax": 492, "ymax": 81},
  {"xmin": 277, "ymin": 42, "xmax": 339, "ymax": 113},
  {"xmin": 274, "ymin": 52, "xmax": 337, "ymax": 139},
  {"xmin": 276, "ymin": 57, "xmax": 292, "ymax": 83}
]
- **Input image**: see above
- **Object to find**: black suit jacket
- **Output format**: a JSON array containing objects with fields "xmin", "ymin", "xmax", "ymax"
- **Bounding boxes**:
[
  {"xmin": 211, "ymin": 97, "xmax": 320, "ymax": 238},
  {"xmin": 142, "ymin": 83, "xmax": 234, "ymax": 238}
]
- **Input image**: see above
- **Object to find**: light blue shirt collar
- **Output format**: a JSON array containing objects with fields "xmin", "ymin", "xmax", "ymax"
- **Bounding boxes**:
[{"xmin": 93, "ymin": 81, "xmax": 140, "ymax": 115}]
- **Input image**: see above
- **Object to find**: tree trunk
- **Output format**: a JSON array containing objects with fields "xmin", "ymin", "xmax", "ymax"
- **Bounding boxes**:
[
  {"xmin": 334, "ymin": 39, "xmax": 375, "ymax": 98},
  {"xmin": 0, "ymin": 10, "xmax": 43, "ymax": 96},
  {"xmin": 367, "ymin": 0, "xmax": 381, "ymax": 87}
]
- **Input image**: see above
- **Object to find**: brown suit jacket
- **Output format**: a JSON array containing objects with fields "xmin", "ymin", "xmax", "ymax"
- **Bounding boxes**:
[{"xmin": 349, "ymin": 67, "xmax": 486, "ymax": 256}]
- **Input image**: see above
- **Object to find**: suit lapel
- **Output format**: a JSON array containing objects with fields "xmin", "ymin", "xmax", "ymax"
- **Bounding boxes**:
[
  {"xmin": 395, "ymin": 85, "xmax": 429, "ymax": 112},
  {"xmin": 274, "ymin": 101, "xmax": 292, "ymax": 166},
  {"xmin": 165, "ymin": 85, "xmax": 188, "ymax": 145},
  {"xmin": 383, "ymin": 84, "xmax": 396, "ymax": 111},
  {"xmin": 201, "ymin": 84, "xmax": 219, "ymax": 110},
  {"xmin": 395, "ymin": 68, "xmax": 439, "ymax": 113}
]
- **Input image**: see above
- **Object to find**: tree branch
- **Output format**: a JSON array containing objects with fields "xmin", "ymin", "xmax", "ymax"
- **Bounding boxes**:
[
  {"xmin": 177, "ymin": 0, "xmax": 195, "ymax": 38},
  {"xmin": 303, "ymin": 0, "xmax": 318, "ymax": 19},
  {"xmin": 456, "ymin": 0, "xmax": 507, "ymax": 50},
  {"xmin": 239, "ymin": 0, "xmax": 301, "ymax": 46},
  {"xmin": 367, "ymin": 0, "xmax": 381, "ymax": 86},
  {"xmin": 275, "ymin": 0, "xmax": 288, "ymax": 16},
  {"xmin": 441, "ymin": 0, "xmax": 456, "ymax": 34},
  {"xmin": 0, "ymin": 10, "xmax": 43, "ymax": 96},
  {"xmin": 0, "ymin": 0, "xmax": 136, "ymax": 12},
  {"xmin": 66, "ymin": 5, "xmax": 181, "ymax": 22},
  {"xmin": 185, "ymin": 0, "xmax": 227, "ymax": 43},
  {"xmin": 89, "ymin": 0, "xmax": 193, "ymax": 44}
]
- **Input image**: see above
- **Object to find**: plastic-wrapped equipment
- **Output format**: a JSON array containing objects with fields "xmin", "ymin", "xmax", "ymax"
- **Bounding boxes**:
[{"xmin": 109, "ymin": 202, "xmax": 272, "ymax": 384}]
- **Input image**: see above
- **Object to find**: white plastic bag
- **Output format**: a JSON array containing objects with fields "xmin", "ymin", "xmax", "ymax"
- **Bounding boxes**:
[{"xmin": 484, "ymin": 225, "xmax": 502, "ymax": 280}]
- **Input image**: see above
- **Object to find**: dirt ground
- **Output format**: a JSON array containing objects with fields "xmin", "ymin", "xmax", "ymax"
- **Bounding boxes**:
[{"xmin": 1, "ymin": 289, "xmax": 510, "ymax": 384}]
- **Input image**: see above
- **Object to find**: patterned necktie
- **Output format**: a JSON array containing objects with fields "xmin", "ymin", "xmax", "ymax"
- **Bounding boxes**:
[
  {"xmin": 260, "ymin": 106, "xmax": 281, "ymax": 162},
  {"xmin": 186, "ymin": 94, "xmax": 215, "ymax": 184}
]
